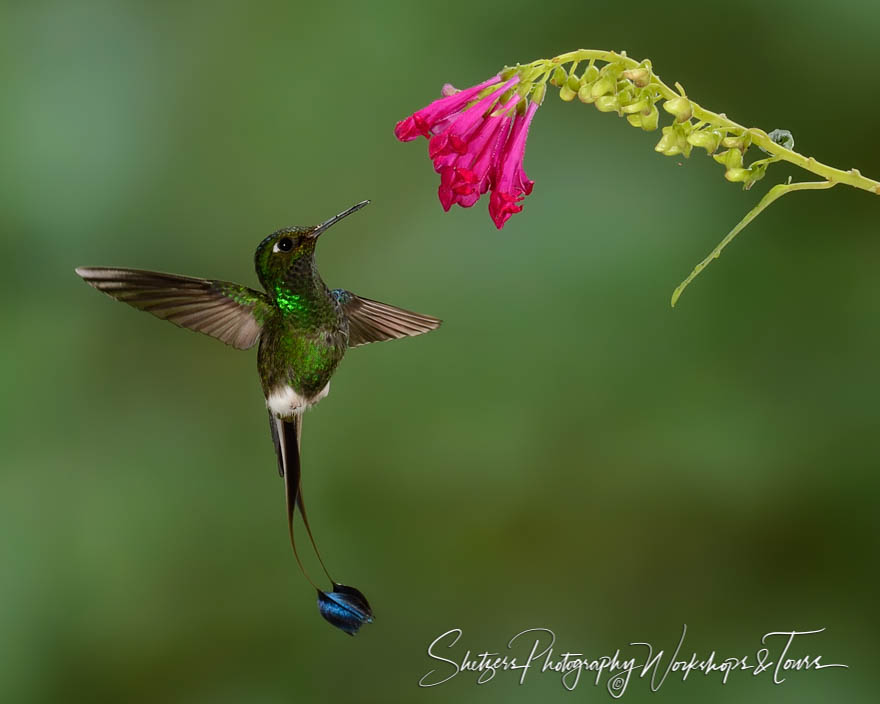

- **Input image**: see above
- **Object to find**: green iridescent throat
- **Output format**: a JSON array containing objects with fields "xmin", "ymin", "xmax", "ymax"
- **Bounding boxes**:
[{"xmin": 274, "ymin": 284, "xmax": 309, "ymax": 317}]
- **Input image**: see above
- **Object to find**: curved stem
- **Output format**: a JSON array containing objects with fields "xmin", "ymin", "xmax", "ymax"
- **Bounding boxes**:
[{"xmin": 670, "ymin": 180, "xmax": 837, "ymax": 307}]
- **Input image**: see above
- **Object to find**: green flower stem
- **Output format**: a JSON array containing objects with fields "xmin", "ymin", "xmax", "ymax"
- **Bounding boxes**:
[
  {"xmin": 670, "ymin": 180, "xmax": 836, "ymax": 307},
  {"xmin": 544, "ymin": 49, "xmax": 880, "ymax": 194}
]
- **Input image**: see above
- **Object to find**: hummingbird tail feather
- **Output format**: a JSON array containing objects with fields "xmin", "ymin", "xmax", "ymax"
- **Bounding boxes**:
[
  {"xmin": 273, "ymin": 413, "xmax": 316, "ymax": 588},
  {"xmin": 268, "ymin": 412, "xmax": 285, "ymax": 477},
  {"xmin": 295, "ymin": 477, "xmax": 334, "ymax": 584},
  {"xmin": 270, "ymin": 410, "xmax": 373, "ymax": 635},
  {"xmin": 269, "ymin": 411, "xmax": 333, "ymax": 585}
]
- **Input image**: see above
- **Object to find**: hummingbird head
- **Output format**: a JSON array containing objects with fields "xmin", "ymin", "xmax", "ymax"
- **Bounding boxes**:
[{"xmin": 254, "ymin": 200, "xmax": 369, "ymax": 290}]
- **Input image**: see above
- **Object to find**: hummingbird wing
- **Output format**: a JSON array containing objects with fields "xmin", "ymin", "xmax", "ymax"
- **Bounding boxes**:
[
  {"xmin": 75, "ymin": 267, "xmax": 271, "ymax": 350},
  {"xmin": 332, "ymin": 289, "xmax": 441, "ymax": 347}
]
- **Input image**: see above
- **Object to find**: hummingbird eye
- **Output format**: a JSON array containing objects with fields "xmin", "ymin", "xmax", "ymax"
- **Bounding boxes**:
[{"xmin": 275, "ymin": 237, "xmax": 294, "ymax": 253}]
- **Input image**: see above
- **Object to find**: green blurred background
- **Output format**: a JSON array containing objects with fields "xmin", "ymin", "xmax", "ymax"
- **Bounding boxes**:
[{"xmin": 2, "ymin": 0, "xmax": 878, "ymax": 701}]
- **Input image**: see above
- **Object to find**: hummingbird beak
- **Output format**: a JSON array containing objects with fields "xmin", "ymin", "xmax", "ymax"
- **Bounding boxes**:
[{"xmin": 308, "ymin": 200, "xmax": 370, "ymax": 239}]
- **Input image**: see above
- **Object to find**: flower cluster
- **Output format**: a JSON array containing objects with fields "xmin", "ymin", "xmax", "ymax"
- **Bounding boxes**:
[{"xmin": 395, "ymin": 75, "xmax": 540, "ymax": 229}]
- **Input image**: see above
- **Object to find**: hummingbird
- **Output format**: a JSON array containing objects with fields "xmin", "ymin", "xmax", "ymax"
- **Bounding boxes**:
[{"xmin": 75, "ymin": 200, "xmax": 441, "ymax": 635}]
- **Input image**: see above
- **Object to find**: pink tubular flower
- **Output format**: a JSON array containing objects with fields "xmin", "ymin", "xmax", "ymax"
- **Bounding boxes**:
[
  {"xmin": 395, "ymin": 73, "xmax": 540, "ymax": 228},
  {"xmin": 489, "ymin": 101, "xmax": 539, "ymax": 229},
  {"xmin": 436, "ymin": 94, "xmax": 519, "ymax": 210},
  {"xmin": 394, "ymin": 76, "xmax": 502, "ymax": 142},
  {"xmin": 426, "ymin": 76, "xmax": 518, "ymax": 162}
]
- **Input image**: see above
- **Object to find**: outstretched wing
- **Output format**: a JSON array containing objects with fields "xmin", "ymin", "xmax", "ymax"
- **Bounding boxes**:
[
  {"xmin": 75, "ymin": 267, "xmax": 271, "ymax": 350},
  {"xmin": 332, "ymin": 289, "xmax": 442, "ymax": 347}
]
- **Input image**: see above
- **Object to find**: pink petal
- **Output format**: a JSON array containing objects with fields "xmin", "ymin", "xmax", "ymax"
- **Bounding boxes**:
[
  {"xmin": 426, "ymin": 77, "xmax": 520, "ymax": 161},
  {"xmin": 488, "ymin": 101, "xmax": 539, "ymax": 228},
  {"xmin": 488, "ymin": 190, "xmax": 524, "ymax": 229},
  {"xmin": 394, "ymin": 75, "xmax": 503, "ymax": 142}
]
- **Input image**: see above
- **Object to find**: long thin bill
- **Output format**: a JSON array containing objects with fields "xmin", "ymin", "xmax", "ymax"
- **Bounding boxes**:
[{"xmin": 310, "ymin": 200, "xmax": 370, "ymax": 238}]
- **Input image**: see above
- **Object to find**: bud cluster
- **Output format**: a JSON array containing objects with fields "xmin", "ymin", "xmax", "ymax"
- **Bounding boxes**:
[
  {"xmin": 534, "ymin": 57, "xmax": 785, "ymax": 191},
  {"xmin": 562, "ymin": 60, "xmax": 663, "ymax": 133}
]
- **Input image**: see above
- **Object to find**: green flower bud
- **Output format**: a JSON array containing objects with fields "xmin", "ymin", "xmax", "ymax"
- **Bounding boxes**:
[
  {"xmin": 616, "ymin": 85, "xmax": 634, "ymax": 105},
  {"xmin": 655, "ymin": 126, "xmax": 677, "ymax": 154},
  {"xmin": 662, "ymin": 96, "xmax": 693, "ymax": 122},
  {"xmin": 655, "ymin": 125, "xmax": 692, "ymax": 157},
  {"xmin": 595, "ymin": 95, "xmax": 619, "ymax": 112},
  {"xmin": 724, "ymin": 168, "xmax": 749, "ymax": 182},
  {"xmin": 583, "ymin": 64, "xmax": 600, "ymax": 83},
  {"xmin": 640, "ymin": 105, "xmax": 659, "ymax": 131},
  {"xmin": 621, "ymin": 97, "xmax": 650, "ymax": 114},
  {"xmin": 686, "ymin": 129, "xmax": 722, "ymax": 153},
  {"xmin": 713, "ymin": 149, "xmax": 743, "ymax": 169},
  {"xmin": 559, "ymin": 84, "xmax": 577, "ymax": 101},
  {"xmin": 721, "ymin": 133, "xmax": 751, "ymax": 150},
  {"xmin": 531, "ymin": 82, "xmax": 546, "ymax": 105},
  {"xmin": 577, "ymin": 82, "xmax": 596, "ymax": 103},
  {"xmin": 626, "ymin": 113, "xmax": 643, "ymax": 128},
  {"xmin": 551, "ymin": 66, "xmax": 567, "ymax": 87},
  {"xmin": 744, "ymin": 161, "xmax": 769, "ymax": 188},
  {"xmin": 520, "ymin": 65, "xmax": 546, "ymax": 85},
  {"xmin": 622, "ymin": 68, "xmax": 651, "ymax": 87},
  {"xmin": 591, "ymin": 75, "xmax": 616, "ymax": 98},
  {"xmin": 566, "ymin": 75, "xmax": 580, "ymax": 92},
  {"xmin": 726, "ymin": 148, "xmax": 743, "ymax": 169},
  {"xmin": 500, "ymin": 66, "xmax": 518, "ymax": 81}
]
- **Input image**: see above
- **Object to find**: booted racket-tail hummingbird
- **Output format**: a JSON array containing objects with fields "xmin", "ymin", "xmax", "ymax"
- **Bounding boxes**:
[{"xmin": 75, "ymin": 201, "xmax": 441, "ymax": 635}]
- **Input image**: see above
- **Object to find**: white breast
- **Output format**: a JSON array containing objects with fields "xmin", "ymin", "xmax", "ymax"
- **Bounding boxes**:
[{"xmin": 267, "ymin": 382, "xmax": 330, "ymax": 418}]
